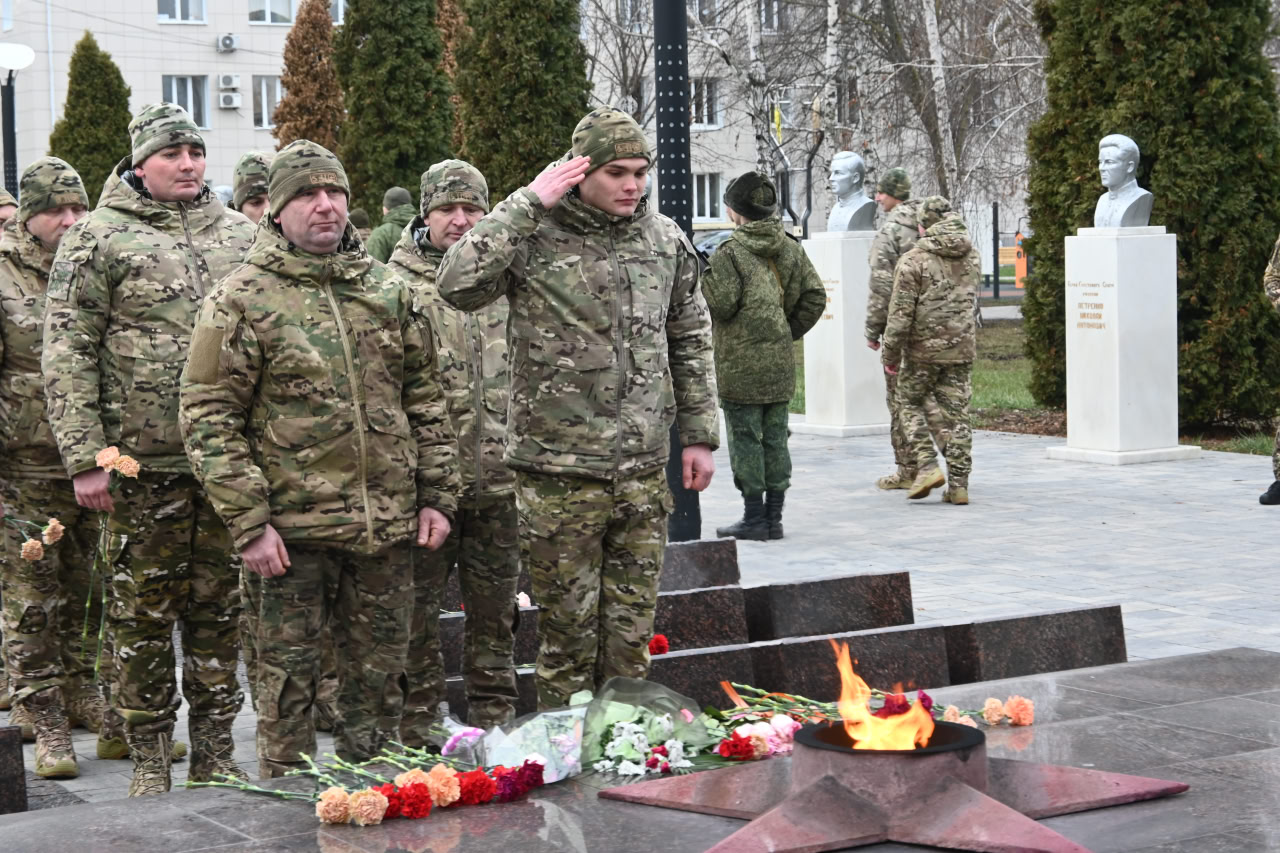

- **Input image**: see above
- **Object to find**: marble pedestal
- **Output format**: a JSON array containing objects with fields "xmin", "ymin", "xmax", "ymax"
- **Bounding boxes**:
[
  {"xmin": 1048, "ymin": 226, "xmax": 1200, "ymax": 465},
  {"xmin": 793, "ymin": 231, "xmax": 889, "ymax": 437}
]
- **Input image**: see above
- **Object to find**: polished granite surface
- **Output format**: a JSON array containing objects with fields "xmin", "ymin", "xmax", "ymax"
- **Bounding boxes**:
[{"xmin": 2, "ymin": 648, "xmax": 1278, "ymax": 852}]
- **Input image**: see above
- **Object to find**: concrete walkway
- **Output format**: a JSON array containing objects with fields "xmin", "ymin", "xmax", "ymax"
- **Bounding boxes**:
[{"xmin": 5, "ymin": 428, "xmax": 1274, "ymax": 805}]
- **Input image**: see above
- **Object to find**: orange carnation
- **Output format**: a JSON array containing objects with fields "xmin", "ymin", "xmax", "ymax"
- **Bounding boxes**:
[
  {"xmin": 20, "ymin": 539, "xmax": 44, "ymax": 561},
  {"xmin": 982, "ymin": 697, "xmax": 1007, "ymax": 726},
  {"xmin": 1004, "ymin": 695, "xmax": 1035, "ymax": 727},
  {"xmin": 95, "ymin": 446, "xmax": 120, "ymax": 469},
  {"xmin": 347, "ymin": 787, "xmax": 389, "ymax": 826},
  {"xmin": 113, "ymin": 455, "xmax": 141, "ymax": 478},
  {"xmin": 42, "ymin": 518, "xmax": 65, "ymax": 545},
  {"xmin": 314, "ymin": 786, "xmax": 350, "ymax": 824},
  {"xmin": 394, "ymin": 767, "xmax": 431, "ymax": 788},
  {"xmin": 424, "ymin": 763, "xmax": 460, "ymax": 807}
]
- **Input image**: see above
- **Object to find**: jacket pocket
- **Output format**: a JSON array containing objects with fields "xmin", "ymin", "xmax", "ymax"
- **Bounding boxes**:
[
  {"xmin": 621, "ymin": 344, "xmax": 676, "ymax": 454},
  {"xmin": 262, "ymin": 413, "xmax": 355, "ymax": 517},
  {"xmin": 7, "ymin": 373, "xmax": 55, "ymax": 450},
  {"xmin": 522, "ymin": 338, "xmax": 618, "ymax": 455},
  {"xmin": 107, "ymin": 332, "xmax": 189, "ymax": 456}
]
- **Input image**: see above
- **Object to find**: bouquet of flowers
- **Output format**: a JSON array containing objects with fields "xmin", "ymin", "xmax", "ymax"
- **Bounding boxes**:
[{"xmin": 581, "ymin": 677, "xmax": 727, "ymax": 778}]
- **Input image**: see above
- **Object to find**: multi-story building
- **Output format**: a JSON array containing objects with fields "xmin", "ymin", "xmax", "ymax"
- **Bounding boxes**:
[{"xmin": 1, "ymin": 0, "xmax": 348, "ymax": 188}]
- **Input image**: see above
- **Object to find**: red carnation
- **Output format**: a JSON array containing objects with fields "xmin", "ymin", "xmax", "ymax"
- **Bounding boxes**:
[
  {"xmin": 873, "ymin": 693, "xmax": 911, "ymax": 718},
  {"xmin": 457, "ymin": 769, "xmax": 498, "ymax": 806},
  {"xmin": 496, "ymin": 772, "xmax": 523, "ymax": 802},
  {"xmin": 717, "ymin": 731, "xmax": 756, "ymax": 761},
  {"xmin": 917, "ymin": 689, "xmax": 934, "ymax": 713},
  {"xmin": 645, "ymin": 756, "xmax": 659, "ymax": 769},
  {"xmin": 399, "ymin": 782, "xmax": 433, "ymax": 819},
  {"xmin": 516, "ymin": 759, "xmax": 545, "ymax": 792},
  {"xmin": 376, "ymin": 783, "xmax": 403, "ymax": 819},
  {"xmin": 661, "ymin": 761, "xmax": 671, "ymax": 774},
  {"xmin": 649, "ymin": 634, "xmax": 670, "ymax": 655},
  {"xmin": 650, "ymin": 745, "xmax": 668, "ymax": 757}
]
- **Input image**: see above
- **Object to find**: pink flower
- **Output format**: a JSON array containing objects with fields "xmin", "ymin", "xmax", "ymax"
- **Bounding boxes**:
[
  {"xmin": 769, "ymin": 715, "xmax": 801, "ymax": 739},
  {"xmin": 982, "ymin": 697, "xmax": 1007, "ymax": 726},
  {"xmin": 347, "ymin": 787, "xmax": 389, "ymax": 826},
  {"xmin": 680, "ymin": 708, "xmax": 694, "ymax": 723},
  {"xmin": 442, "ymin": 726, "xmax": 485, "ymax": 756},
  {"xmin": 942, "ymin": 705, "xmax": 962, "ymax": 723},
  {"xmin": 517, "ymin": 592, "xmax": 532, "ymax": 607},
  {"xmin": 315, "ymin": 786, "xmax": 350, "ymax": 824},
  {"xmin": 957, "ymin": 715, "xmax": 979, "ymax": 728},
  {"xmin": 747, "ymin": 734, "xmax": 771, "ymax": 759},
  {"xmin": 95, "ymin": 447, "xmax": 120, "ymax": 469},
  {"xmin": 660, "ymin": 761, "xmax": 671, "ymax": 774}
]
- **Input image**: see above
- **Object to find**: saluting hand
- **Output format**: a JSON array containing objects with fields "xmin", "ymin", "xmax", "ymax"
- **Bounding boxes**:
[{"xmin": 528, "ymin": 156, "xmax": 591, "ymax": 209}]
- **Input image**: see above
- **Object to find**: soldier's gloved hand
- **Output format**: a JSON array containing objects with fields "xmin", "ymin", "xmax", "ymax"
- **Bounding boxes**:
[
  {"xmin": 528, "ymin": 156, "xmax": 591, "ymax": 209},
  {"xmin": 417, "ymin": 507, "xmax": 451, "ymax": 551},
  {"xmin": 73, "ymin": 469, "xmax": 115, "ymax": 513},
  {"xmin": 682, "ymin": 443, "xmax": 716, "ymax": 492},
  {"xmin": 243, "ymin": 524, "xmax": 291, "ymax": 578}
]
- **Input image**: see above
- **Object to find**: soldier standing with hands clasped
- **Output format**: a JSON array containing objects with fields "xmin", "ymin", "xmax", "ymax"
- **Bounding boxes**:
[
  {"xmin": 179, "ymin": 140, "xmax": 459, "ymax": 778},
  {"xmin": 438, "ymin": 107, "xmax": 720, "ymax": 710}
]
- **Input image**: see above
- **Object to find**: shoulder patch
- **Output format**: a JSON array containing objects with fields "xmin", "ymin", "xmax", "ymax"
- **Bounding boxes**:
[
  {"xmin": 47, "ymin": 230, "xmax": 98, "ymax": 303},
  {"xmin": 186, "ymin": 323, "xmax": 226, "ymax": 386}
]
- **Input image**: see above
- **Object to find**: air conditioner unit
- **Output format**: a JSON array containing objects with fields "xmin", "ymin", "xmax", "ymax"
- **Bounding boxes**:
[
  {"xmin": 218, "ymin": 74, "xmax": 240, "ymax": 90},
  {"xmin": 218, "ymin": 92, "xmax": 242, "ymax": 109},
  {"xmin": 215, "ymin": 34, "xmax": 240, "ymax": 53}
]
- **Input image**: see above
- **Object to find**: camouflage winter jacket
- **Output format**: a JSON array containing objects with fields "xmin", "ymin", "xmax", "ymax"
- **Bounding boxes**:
[
  {"xmin": 700, "ymin": 216, "xmax": 826, "ymax": 404},
  {"xmin": 366, "ymin": 203, "xmax": 416, "ymax": 264},
  {"xmin": 42, "ymin": 158, "xmax": 254, "ymax": 477},
  {"xmin": 179, "ymin": 218, "xmax": 459, "ymax": 554},
  {"xmin": 867, "ymin": 199, "xmax": 921, "ymax": 343},
  {"xmin": 0, "ymin": 220, "xmax": 64, "ymax": 480},
  {"xmin": 437, "ymin": 182, "xmax": 719, "ymax": 481},
  {"xmin": 388, "ymin": 220, "xmax": 514, "ymax": 505},
  {"xmin": 882, "ymin": 213, "xmax": 981, "ymax": 367}
]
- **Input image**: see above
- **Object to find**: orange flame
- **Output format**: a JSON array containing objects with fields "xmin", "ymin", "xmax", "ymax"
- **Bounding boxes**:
[{"xmin": 830, "ymin": 639, "xmax": 935, "ymax": 750}]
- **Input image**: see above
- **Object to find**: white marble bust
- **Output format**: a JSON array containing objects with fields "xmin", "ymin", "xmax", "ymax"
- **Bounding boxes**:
[
  {"xmin": 1093, "ymin": 134, "xmax": 1153, "ymax": 228},
  {"xmin": 826, "ymin": 151, "xmax": 877, "ymax": 232}
]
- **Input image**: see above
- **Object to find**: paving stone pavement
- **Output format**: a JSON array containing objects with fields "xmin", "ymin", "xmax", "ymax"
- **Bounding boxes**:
[{"xmin": 2, "ymin": 428, "xmax": 1272, "ymax": 808}]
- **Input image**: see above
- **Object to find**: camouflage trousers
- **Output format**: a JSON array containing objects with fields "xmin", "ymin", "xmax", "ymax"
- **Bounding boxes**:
[
  {"xmin": 722, "ymin": 401, "xmax": 791, "ymax": 497},
  {"xmin": 516, "ymin": 468, "xmax": 672, "ymax": 710},
  {"xmin": 402, "ymin": 494, "xmax": 520, "ymax": 744},
  {"xmin": 1272, "ymin": 419, "xmax": 1280, "ymax": 480},
  {"xmin": 240, "ymin": 568, "xmax": 338, "ymax": 715},
  {"xmin": 896, "ymin": 361, "xmax": 973, "ymax": 487},
  {"xmin": 256, "ymin": 542, "xmax": 413, "ymax": 777},
  {"xmin": 0, "ymin": 477, "xmax": 102, "ymax": 705},
  {"xmin": 885, "ymin": 369, "xmax": 949, "ymax": 470},
  {"xmin": 107, "ymin": 471, "xmax": 242, "ymax": 734}
]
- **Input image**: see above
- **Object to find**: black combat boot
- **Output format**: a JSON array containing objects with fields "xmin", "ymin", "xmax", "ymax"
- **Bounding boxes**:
[
  {"xmin": 764, "ymin": 491, "xmax": 785, "ymax": 540},
  {"xmin": 715, "ymin": 495, "xmax": 769, "ymax": 541},
  {"xmin": 1260, "ymin": 481, "xmax": 1280, "ymax": 505}
]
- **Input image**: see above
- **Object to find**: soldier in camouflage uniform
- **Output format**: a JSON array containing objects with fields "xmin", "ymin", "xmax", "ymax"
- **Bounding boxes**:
[
  {"xmin": 42, "ymin": 104, "xmax": 253, "ymax": 795},
  {"xmin": 388, "ymin": 159, "xmax": 519, "ymax": 741},
  {"xmin": 179, "ymin": 139, "xmax": 459, "ymax": 778},
  {"xmin": 0, "ymin": 157, "xmax": 95, "ymax": 778},
  {"xmin": 704, "ymin": 172, "xmax": 825, "ymax": 542},
  {"xmin": 0, "ymin": 187, "xmax": 16, "ymax": 228},
  {"xmin": 230, "ymin": 151, "xmax": 272, "ymax": 225},
  {"xmin": 0, "ymin": 185, "xmax": 9, "ymax": 715},
  {"xmin": 439, "ymin": 108, "xmax": 719, "ymax": 709},
  {"xmin": 1260, "ymin": 240, "xmax": 1280, "ymax": 505},
  {"xmin": 881, "ymin": 196, "xmax": 980, "ymax": 504},
  {"xmin": 866, "ymin": 168, "xmax": 948, "ymax": 490}
]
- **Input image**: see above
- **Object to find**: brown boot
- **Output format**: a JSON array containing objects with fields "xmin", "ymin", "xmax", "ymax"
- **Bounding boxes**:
[
  {"xmin": 907, "ymin": 465, "xmax": 945, "ymax": 500},
  {"xmin": 7, "ymin": 699, "xmax": 35, "ymax": 741},
  {"xmin": 876, "ymin": 466, "xmax": 915, "ymax": 490},
  {"xmin": 98, "ymin": 706, "xmax": 187, "ymax": 761},
  {"xmin": 187, "ymin": 716, "xmax": 247, "ymax": 783},
  {"xmin": 65, "ymin": 684, "xmax": 106, "ymax": 734},
  {"xmin": 27, "ymin": 689, "xmax": 79, "ymax": 779},
  {"xmin": 126, "ymin": 731, "xmax": 173, "ymax": 796},
  {"xmin": 0, "ymin": 680, "xmax": 10, "ymax": 710}
]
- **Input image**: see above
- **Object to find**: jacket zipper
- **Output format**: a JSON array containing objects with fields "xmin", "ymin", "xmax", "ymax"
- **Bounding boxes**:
[
  {"xmin": 178, "ymin": 205, "xmax": 210, "ymax": 299},
  {"xmin": 608, "ymin": 228, "xmax": 624, "ymax": 475},
  {"xmin": 322, "ymin": 278, "xmax": 376, "ymax": 551},
  {"xmin": 467, "ymin": 310, "xmax": 484, "ymax": 496}
]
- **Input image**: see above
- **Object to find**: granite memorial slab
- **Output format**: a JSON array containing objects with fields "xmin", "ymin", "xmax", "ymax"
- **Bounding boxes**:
[
  {"xmin": 944, "ymin": 605, "xmax": 1127, "ymax": 684},
  {"xmin": 654, "ymin": 584, "xmax": 750, "ymax": 651},
  {"xmin": 646, "ymin": 644, "xmax": 757, "ymax": 709},
  {"xmin": 0, "ymin": 724, "xmax": 24, "ymax": 815},
  {"xmin": 659, "ymin": 537, "xmax": 740, "ymax": 591},
  {"xmin": 743, "ymin": 571, "xmax": 913, "ymax": 642}
]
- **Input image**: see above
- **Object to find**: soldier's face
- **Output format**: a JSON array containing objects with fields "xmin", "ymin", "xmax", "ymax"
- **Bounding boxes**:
[
  {"xmin": 136, "ymin": 144, "xmax": 207, "ymax": 203},
  {"xmin": 240, "ymin": 194, "xmax": 268, "ymax": 224},
  {"xmin": 275, "ymin": 186, "xmax": 348, "ymax": 254},
  {"xmin": 0, "ymin": 205, "xmax": 15, "ymax": 227},
  {"xmin": 578, "ymin": 158, "xmax": 649, "ymax": 217},
  {"xmin": 426, "ymin": 202, "xmax": 485, "ymax": 251},
  {"xmin": 25, "ymin": 202, "xmax": 88, "ymax": 251},
  {"xmin": 875, "ymin": 191, "xmax": 899, "ymax": 213},
  {"xmin": 1098, "ymin": 146, "xmax": 1132, "ymax": 189}
]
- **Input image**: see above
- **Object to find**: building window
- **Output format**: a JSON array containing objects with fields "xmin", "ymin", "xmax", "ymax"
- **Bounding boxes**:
[
  {"xmin": 162, "ymin": 75, "xmax": 209, "ymax": 129},
  {"xmin": 3, "ymin": 0, "xmax": 14, "ymax": 31},
  {"xmin": 331, "ymin": 0, "xmax": 345, "ymax": 23},
  {"xmin": 761, "ymin": 0, "xmax": 782, "ymax": 32},
  {"xmin": 693, "ymin": 173, "xmax": 722, "ymax": 221},
  {"xmin": 253, "ymin": 76, "xmax": 282, "ymax": 129},
  {"xmin": 158, "ymin": 0, "xmax": 204, "ymax": 22},
  {"xmin": 690, "ymin": 0, "xmax": 716, "ymax": 25},
  {"xmin": 249, "ymin": 0, "xmax": 293, "ymax": 24},
  {"xmin": 690, "ymin": 78, "xmax": 718, "ymax": 127}
]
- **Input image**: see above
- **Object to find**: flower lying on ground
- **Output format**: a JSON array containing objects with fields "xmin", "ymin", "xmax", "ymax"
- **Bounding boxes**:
[
  {"xmin": 315, "ymin": 787, "xmax": 350, "ymax": 824},
  {"xmin": 348, "ymin": 788, "xmax": 389, "ymax": 826},
  {"xmin": 982, "ymin": 697, "xmax": 1007, "ymax": 726},
  {"xmin": 1004, "ymin": 695, "xmax": 1035, "ymax": 726},
  {"xmin": 425, "ymin": 763, "xmax": 461, "ymax": 807}
]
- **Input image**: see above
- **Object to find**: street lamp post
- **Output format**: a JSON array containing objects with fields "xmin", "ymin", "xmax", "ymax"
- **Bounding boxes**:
[{"xmin": 0, "ymin": 44, "xmax": 36, "ymax": 198}]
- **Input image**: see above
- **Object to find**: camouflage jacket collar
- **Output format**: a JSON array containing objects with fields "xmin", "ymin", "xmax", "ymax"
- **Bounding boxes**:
[
  {"xmin": 244, "ymin": 216, "xmax": 373, "ymax": 284},
  {"xmin": 887, "ymin": 198, "xmax": 921, "ymax": 229},
  {"xmin": 102, "ymin": 156, "xmax": 225, "ymax": 232},
  {"xmin": 387, "ymin": 216, "xmax": 443, "ymax": 277},
  {"xmin": 552, "ymin": 189, "xmax": 652, "ymax": 235},
  {"xmin": 730, "ymin": 215, "xmax": 787, "ymax": 258},
  {"xmin": 0, "ymin": 218, "xmax": 53, "ymax": 279},
  {"xmin": 917, "ymin": 213, "xmax": 973, "ymax": 258}
]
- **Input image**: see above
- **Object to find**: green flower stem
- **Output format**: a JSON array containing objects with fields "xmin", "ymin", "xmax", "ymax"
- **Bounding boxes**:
[
  {"xmin": 324, "ymin": 753, "xmax": 390, "ymax": 785},
  {"xmin": 283, "ymin": 753, "xmax": 343, "ymax": 789},
  {"xmin": 184, "ymin": 778, "xmax": 316, "ymax": 801}
]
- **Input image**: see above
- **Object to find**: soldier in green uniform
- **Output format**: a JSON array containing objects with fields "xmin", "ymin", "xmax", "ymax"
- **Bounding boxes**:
[
  {"xmin": 438, "ymin": 108, "xmax": 719, "ymax": 710},
  {"xmin": 881, "ymin": 197, "xmax": 981, "ymax": 504},
  {"xmin": 42, "ymin": 104, "xmax": 253, "ymax": 795},
  {"xmin": 0, "ymin": 157, "xmax": 95, "ymax": 778},
  {"xmin": 704, "ymin": 172, "xmax": 825, "ymax": 541},
  {"xmin": 388, "ymin": 159, "xmax": 519, "ymax": 740},
  {"xmin": 180, "ymin": 139, "xmax": 459, "ymax": 778},
  {"xmin": 366, "ymin": 187, "xmax": 415, "ymax": 263}
]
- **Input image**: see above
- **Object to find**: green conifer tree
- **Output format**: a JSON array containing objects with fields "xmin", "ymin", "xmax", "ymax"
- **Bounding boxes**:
[
  {"xmin": 47, "ymin": 32, "xmax": 131, "ymax": 201},
  {"xmin": 455, "ymin": 0, "xmax": 591, "ymax": 202},
  {"xmin": 272, "ymin": 0, "xmax": 344, "ymax": 151},
  {"xmin": 333, "ymin": 0, "xmax": 452, "ymax": 223},
  {"xmin": 1023, "ymin": 0, "xmax": 1280, "ymax": 424}
]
